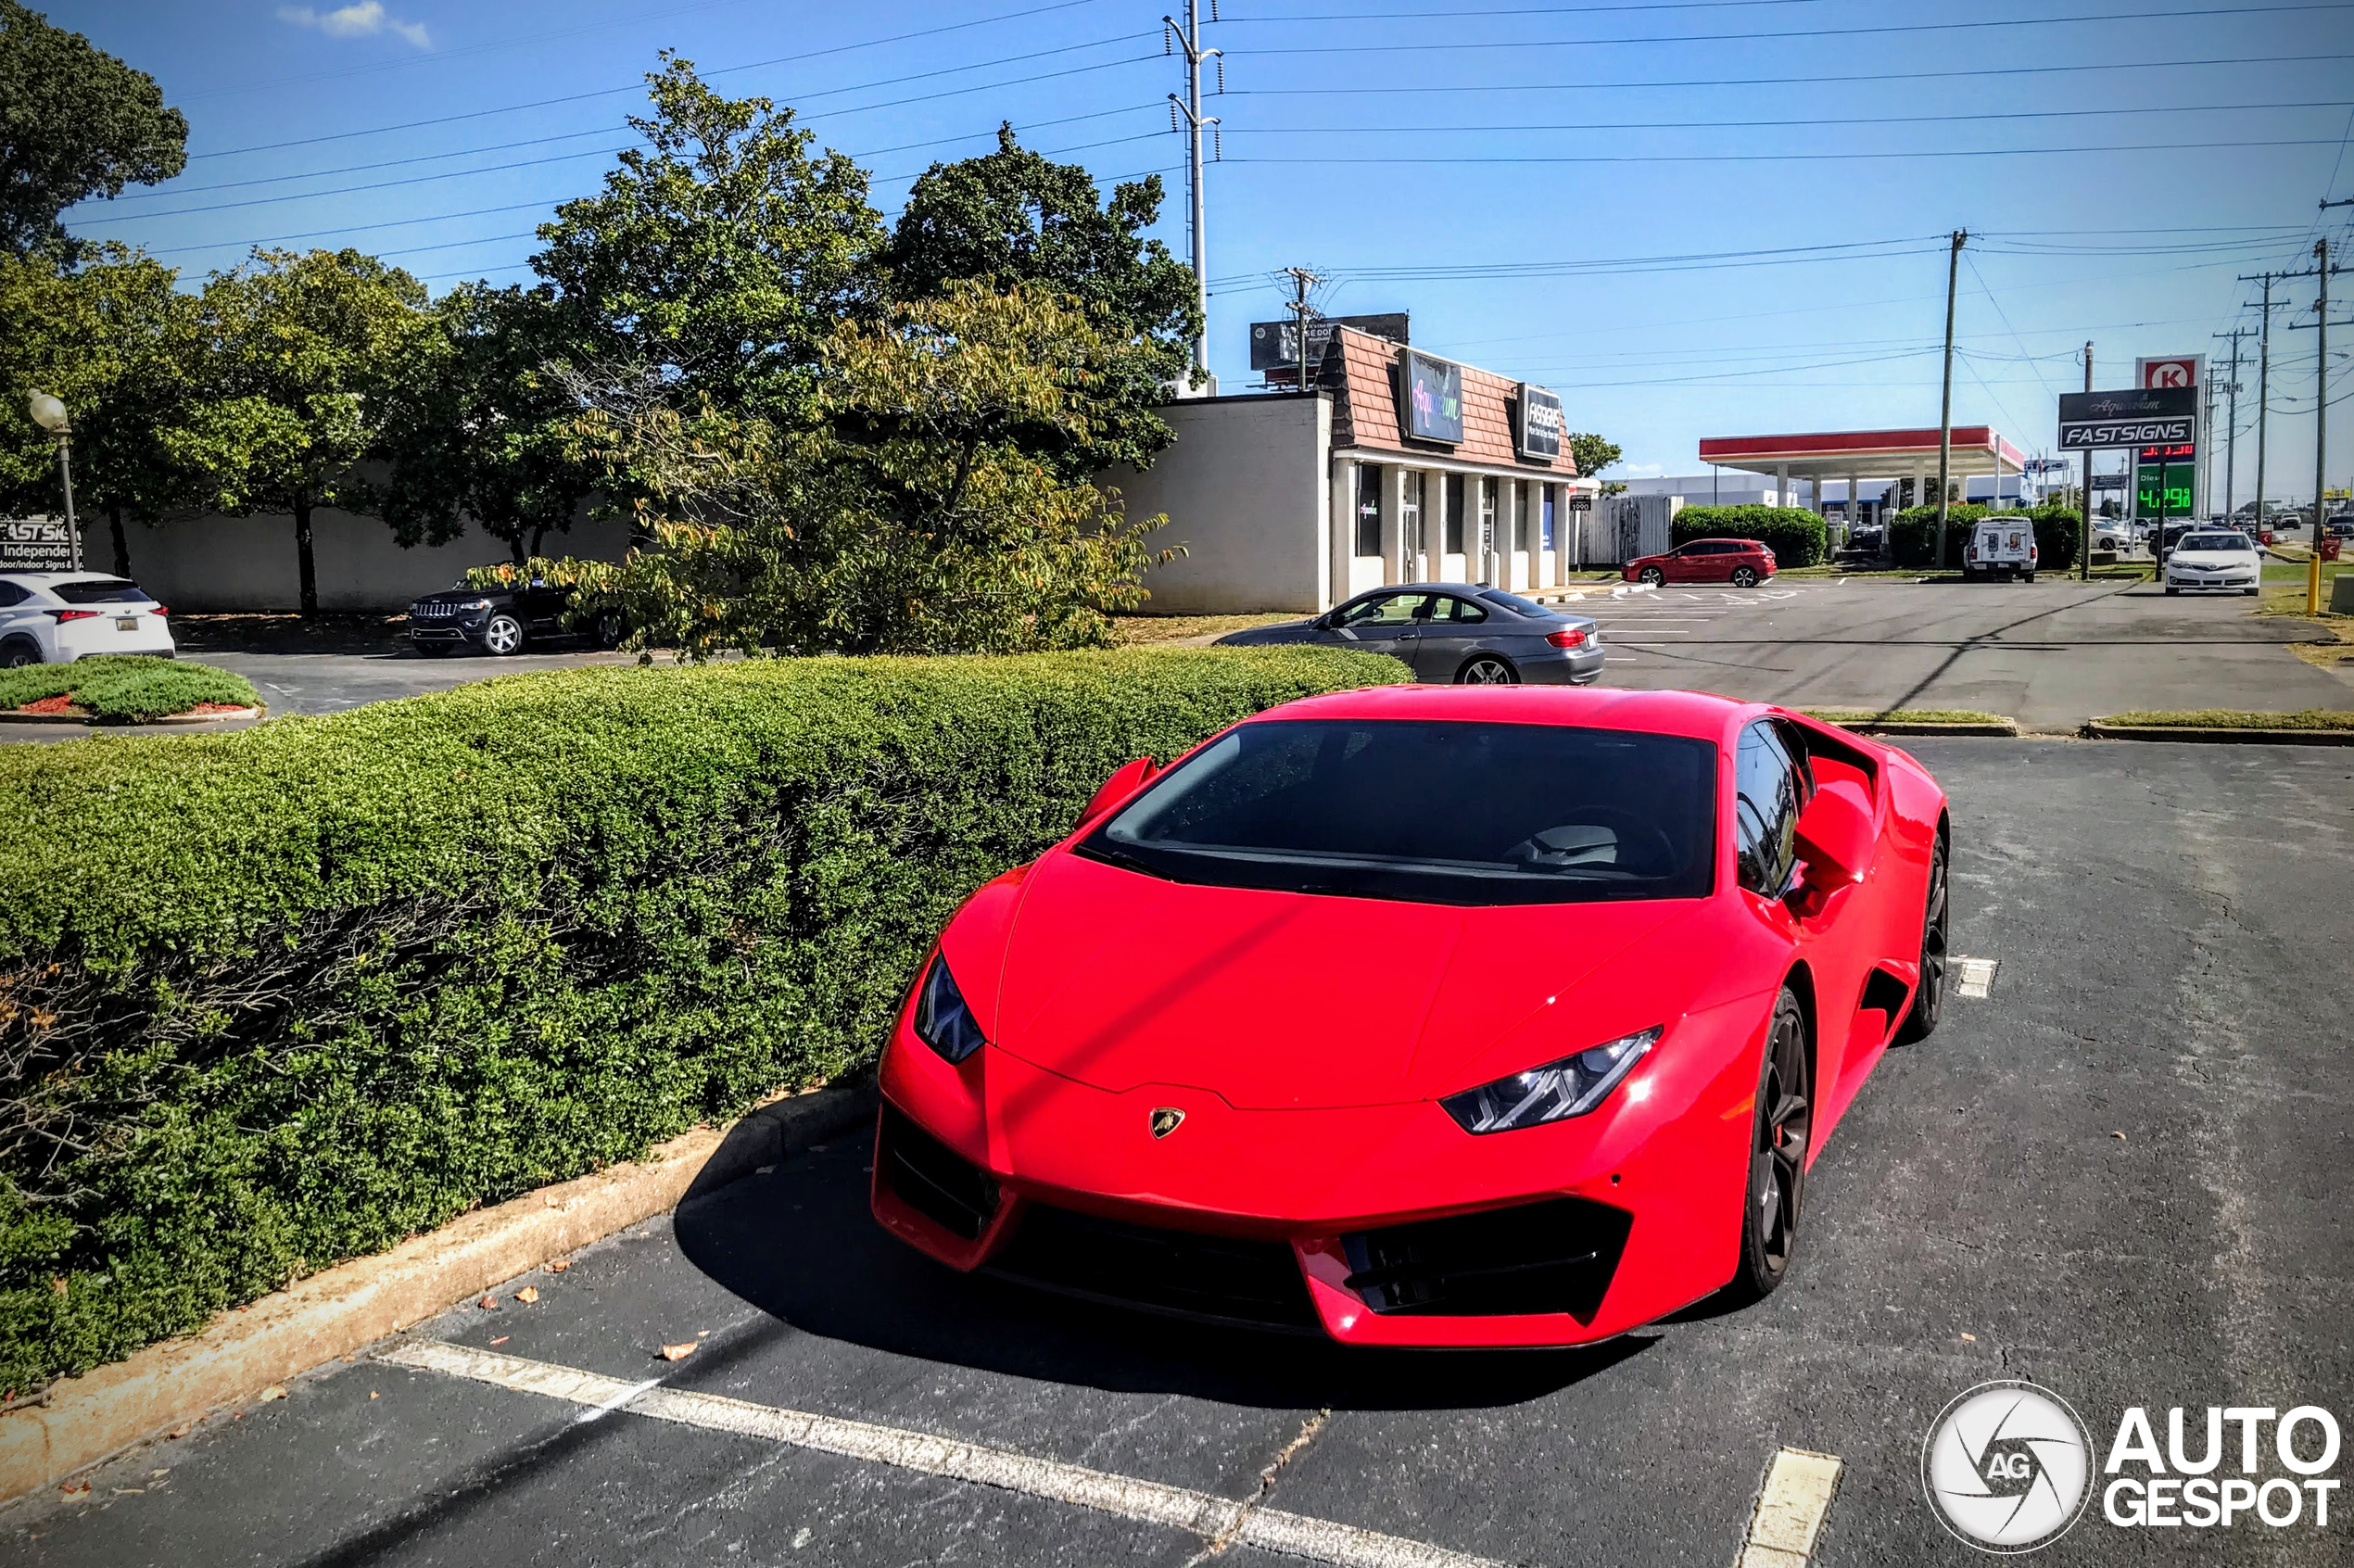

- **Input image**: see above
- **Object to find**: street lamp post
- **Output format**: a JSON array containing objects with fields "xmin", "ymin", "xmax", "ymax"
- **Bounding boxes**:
[{"xmin": 26, "ymin": 391, "xmax": 81, "ymax": 574}]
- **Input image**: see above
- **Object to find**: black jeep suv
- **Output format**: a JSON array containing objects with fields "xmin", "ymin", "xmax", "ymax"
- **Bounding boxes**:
[{"xmin": 406, "ymin": 579, "xmax": 617, "ymax": 656}]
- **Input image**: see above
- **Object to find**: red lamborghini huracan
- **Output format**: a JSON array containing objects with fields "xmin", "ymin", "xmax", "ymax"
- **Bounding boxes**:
[{"xmin": 871, "ymin": 685, "xmax": 1950, "ymax": 1347}]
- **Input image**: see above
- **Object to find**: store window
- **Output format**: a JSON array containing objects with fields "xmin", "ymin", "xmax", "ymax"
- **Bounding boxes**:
[
  {"xmin": 1444, "ymin": 474, "xmax": 1465, "ymax": 554},
  {"xmin": 1401, "ymin": 471, "xmax": 1424, "ymax": 562},
  {"xmin": 1542, "ymin": 484, "xmax": 1557, "ymax": 552},
  {"xmin": 1478, "ymin": 477, "xmax": 1497, "ymax": 556},
  {"xmin": 1354, "ymin": 464, "xmax": 1383, "ymax": 557}
]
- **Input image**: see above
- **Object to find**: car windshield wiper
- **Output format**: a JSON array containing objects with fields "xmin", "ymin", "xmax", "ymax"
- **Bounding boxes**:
[{"xmin": 1074, "ymin": 839, "xmax": 1173, "ymax": 882}]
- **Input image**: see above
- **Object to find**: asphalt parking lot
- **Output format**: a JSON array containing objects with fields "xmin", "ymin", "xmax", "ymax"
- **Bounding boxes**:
[
  {"xmin": 1576, "ymin": 577, "xmax": 2348, "ymax": 725},
  {"xmin": 10, "ymin": 739, "xmax": 2349, "ymax": 1567}
]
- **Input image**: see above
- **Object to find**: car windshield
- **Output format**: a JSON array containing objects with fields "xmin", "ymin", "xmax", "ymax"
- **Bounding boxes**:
[
  {"xmin": 1082, "ymin": 719, "xmax": 1716, "ymax": 906},
  {"xmin": 1475, "ymin": 589, "xmax": 1550, "ymax": 616},
  {"xmin": 2180, "ymin": 534, "xmax": 2250, "ymax": 552},
  {"xmin": 50, "ymin": 578, "xmax": 152, "ymax": 604}
]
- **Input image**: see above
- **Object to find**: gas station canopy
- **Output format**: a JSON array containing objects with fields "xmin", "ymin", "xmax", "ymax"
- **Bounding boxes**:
[{"xmin": 1698, "ymin": 427, "xmax": 2026, "ymax": 485}]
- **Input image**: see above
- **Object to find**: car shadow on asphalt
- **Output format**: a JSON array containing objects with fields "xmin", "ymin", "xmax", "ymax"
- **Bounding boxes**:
[{"xmin": 674, "ymin": 1141, "xmax": 1653, "ymax": 1412}]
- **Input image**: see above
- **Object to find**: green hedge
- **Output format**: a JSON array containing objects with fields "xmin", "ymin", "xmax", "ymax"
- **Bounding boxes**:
[
  {"xmin": 1889, "ymin": 504, "xmax": 2083, "ymax": 573},
  {"xmin": 0, "ymin": 647, "xmax": 1402, "ymax": 1393},
  {"xmin": 1669, "ymin": 505, "xmax": 1829, "ymax": 568},
  {"xmin": 0, "ymin": 656, "xmax": 259, "ymax": 723}
]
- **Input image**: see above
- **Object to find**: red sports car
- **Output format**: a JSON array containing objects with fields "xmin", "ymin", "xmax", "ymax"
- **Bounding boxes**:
[
  {"xmin": 871, "ymin": 686, "xmax": 1950, "ymax": 1347},
  {"xmin": 1623, "ymin": 537, "xmax": 1776, "ymax": 587}
]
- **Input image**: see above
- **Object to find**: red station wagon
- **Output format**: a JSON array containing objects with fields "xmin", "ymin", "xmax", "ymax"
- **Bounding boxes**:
[{"xmin": 1623, "ymin": 537, "xmax": 1777, "ymax": 588}]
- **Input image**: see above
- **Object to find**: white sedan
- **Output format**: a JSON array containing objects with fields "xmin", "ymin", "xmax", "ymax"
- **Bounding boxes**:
[
  {"xmin": 0, "ymin": 572, "xmax": 177, "ymax": 664},
  {"xmin": 2162, "ymin": 531, "xmax": 2263, "ymax": 596}
]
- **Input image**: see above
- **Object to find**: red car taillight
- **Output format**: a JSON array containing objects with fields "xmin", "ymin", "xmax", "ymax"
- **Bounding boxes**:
[
  {"xmin": 51, "ymin": 609, "xmax": 97, "ymax": 622},
  {"xmin": 151, "ymin": 604, "xmax": 169, "ymax": 615},
  {"xmin": 1546, "ymin": 627, "xmax": 1587, "ymax": 649}
]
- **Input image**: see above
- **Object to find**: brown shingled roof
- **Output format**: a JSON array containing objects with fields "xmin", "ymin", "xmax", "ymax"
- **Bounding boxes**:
[{"xmin": 1319, "ymin": 326, "xmax": 1580, "ymax": 476}]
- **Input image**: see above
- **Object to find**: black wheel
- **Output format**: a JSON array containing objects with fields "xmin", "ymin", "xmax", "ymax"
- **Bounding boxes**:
[
  {"xmin": 2022, "ymin": 572, "xmax": 2036, "ymax": 584},
  {"xmin": 1726, "ymin": 988, "xmax": 1811, "ymax": 1304},
  {"xmin": 1454, "ymin": 655, "xmax": 1518, "ymax": 686},
  {"xmin": 594, "ymin": 612, "xmax": 625, "ymax": 650},
  {"xmin": 482, "ymin": 613, "xmax": 525, "ymax": 655},
  {"xmin": 2164, "ymin": 585, "xmax": 2180, "ymax": 596},
  {"xmin": 1730, "ymin": 565, "xmax": 1759, "ymax": 588},
  {"xmin": 0, "ymin": 639, "xmax": 41, "ymax": 669},
  {"xmin": 1639, "ymin": 565, "xmax": 1664, "ymax": 587},
  {"xmin": 1897, "ymin": 835, "xmax": 1948, "ymax": 1044}
]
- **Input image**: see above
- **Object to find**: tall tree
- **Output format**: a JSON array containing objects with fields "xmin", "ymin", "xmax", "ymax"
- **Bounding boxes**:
[
  {"xmin": 0, "ymin": 245, "xmax": 199, "ymax": 573},
  {"xmin": 882, "ymin": 125, "xmax": 1198, "ymax": 476},
  {"xmin": 376, "ymin": 282, "xmax": 593, "ymax": 566},
  {"xmin": 0, "ymin": 2, "xmax": 187, "ymax": 259},
  {"xmin": 164, "ymin": 248, "xmax": 437, "ymax": 615},
  {"xmin": 1567, "ymin": 432, "xmax": 1626, "ymax": 495},
  {"xmin": 530, "ymin": 56, "xmax": 882, "ymax": 432}
]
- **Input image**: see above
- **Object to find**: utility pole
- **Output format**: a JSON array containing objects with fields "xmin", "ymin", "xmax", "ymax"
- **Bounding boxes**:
[
  {"xmin": 1166, "ymin": 4, "xmax": 1221, "ymax": 390},
  {"xmin": 2307, "ymin": 221, "xmax": 2348, "ymax": 613},
  {"xmin": 1934, "ymin": 230, "xmax": 1967, "ymax": 573},
  {"xmin": 2079, "ymin": 340, "xmax": 2094, "ymax": 581},
  {"xmin": 1280, "ymin": 266, "xmax": 1324, "ymax": 393},
  {"xmin": 2213, "ymin": 326, "xmax": 2252, "ymax": 525}
]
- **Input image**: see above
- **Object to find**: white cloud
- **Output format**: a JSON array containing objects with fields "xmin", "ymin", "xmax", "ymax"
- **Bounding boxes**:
[
  {"xmin": 1622, "ymin": 462, "xmax": 1666, "ymax": 479},
  {"xmin": 277, "ymin": 2, "xmax": 432, "ymax": 48}
]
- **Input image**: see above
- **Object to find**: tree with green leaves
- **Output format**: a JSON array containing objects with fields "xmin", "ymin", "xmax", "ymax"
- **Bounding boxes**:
[
  {"xmin": 1567, "ymin": 432, "xmax": 1625, "ymax": 495},
  {"xmin": 376, "ymin": 282, "xmax": 593, "ymax": 566},
  {"xmin": 0, "ymin": 2, "xmax": 187, "ymax": 259},
  {"xmin": 881, "ymin": 124, "xmax": 1198, "ymax": 477},
  {"xmin": 163, "ymin": 249, "xmax": 437, "ymax": 615},
  {"xmin": 530, "ymin": 55, "xmax": 882, "ymax": 432},
  {"xmin": 0, "ymin": 244, "xmax": 200, "ymax": 573}
]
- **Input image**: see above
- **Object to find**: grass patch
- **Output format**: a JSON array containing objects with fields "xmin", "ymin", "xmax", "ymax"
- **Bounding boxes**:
[
  {"xmin": 1800, "ymin": 708, "xmax": 2009, "ymax": 727},
  {"xmin": 1110, "ymin": 612, "xmax": 1300, "ymax": 644},
  {"xmin": 2102, "ymin": 709, "xmax": 2354, "ymax": 730},
  {"xmin": 0, "ymin": 656, "xmax": 259, "ymax": 722}
]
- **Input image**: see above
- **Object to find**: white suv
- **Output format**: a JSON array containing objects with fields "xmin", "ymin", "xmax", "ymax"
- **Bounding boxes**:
[{"xmin": 0, "ymin": 573, "xmax": 177, "ymax": 665}]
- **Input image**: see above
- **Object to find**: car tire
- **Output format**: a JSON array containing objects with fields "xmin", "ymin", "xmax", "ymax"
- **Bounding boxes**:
[
  {"xmin": 1896, "ymin": 834, "xmax": 1948, "ymax": 1044},
  {"xmin": 1639, "ymin": 566, "xmax": 1665, "ymax": 587},
  {"xmin": 1730, "ymin": 566, "xmax": 1759, "ymax": 588},
  {"xmin": 2023, "ymin": 572, "xmax": 2036, "ymax": 584},
  {"xmin": 2164, "ymin": 585, "xmax": 2180, "ymax": 596},
  {"xmin": 482, "ymin": 613, "xmax": 525, "ymax": 655},
  {"xmin": 0, "ymin": 637, "xmax": 41, "ymax": 668},
  {"xmin": 1724, "ymin": 987, "xmax": 1811, "ymax": 1305},
  {"xmin": 2244, "ymin": 588, "xmax": 2260, "ymax": 597},
  {"xmin": 594, "ymin": 612, "xmax": 625, "ymax": 651},
  {"xmin": 1454, "ymin": 655, "xmax": 1518, "ymax": 686}
]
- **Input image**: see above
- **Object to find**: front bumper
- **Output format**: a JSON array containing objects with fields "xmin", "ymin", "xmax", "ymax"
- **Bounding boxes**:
[
  {"xmin": 871, "ymin": 1005, "xmax": 1763, "ymax": 1347},
  {"xmin": 407, "ymin": 617, "xmax": 489, "ymax": 646},
  {"xmin": 2165, "ymin": 571, "xmax": 2258, "ymax": 590}
]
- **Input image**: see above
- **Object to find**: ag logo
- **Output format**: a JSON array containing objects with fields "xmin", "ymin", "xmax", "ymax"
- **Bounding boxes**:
[
  {"xmin": 1148, "ymin": 1106, "xmax": 1185, "ymax": 1139},
  {"xmin": 1922, "ymin": 1382, "xmax": 2094, "ymax": 1553}
]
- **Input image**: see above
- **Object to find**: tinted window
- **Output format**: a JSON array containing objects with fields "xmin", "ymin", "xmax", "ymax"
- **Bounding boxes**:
[
  {"xmin": 1354, "ymin": 465, "xmax": 1383, "ymax": 557},
  {"xmin": 1444, "ymin": 474, "xmax": 1465, "ymax": 553},
  {"xmin": 0, "ymin": 581, "xmax": 26, "ymax": 607},
  {"xmin": 1085, "ymin": 720, "xmax": 1717, "ymax": 907},
  {"xmin": 1477, "ymin": 589, "xmax": 1548, "ymax": 616},
  {"xmin": 1734, "ymin": 721, "xmax": 1805, "ymax": 896},
  {"xmin": 51, "ymin": 578, "xmax": 152, "ymax": 604},
  {"xmin": 1431, "ymin": 596, "xmax": 1487, "ymax": 623},
  {"xmin": 1335, "ymin": 592, "xmax": 1430, "ymax": 627},
  {"xmin": 2180, "ymin": 533, "xmax": 2251, "ymax": 552}
]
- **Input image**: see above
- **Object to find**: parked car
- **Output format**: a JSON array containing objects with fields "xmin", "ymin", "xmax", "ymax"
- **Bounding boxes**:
[
  {"xmin": 0, "ymin": 572, "xmax": 175, "ymax": 666},
  {"xmin": 1846, "ymin": 523, "xmax": 1886, "ymax": 554},
  {"xmin": 1622, "ymin": 537, "xmax": 1777, "ymax": 588},
  {"xmin": 1962, "ymin": 517, "xmax": 2037, "ymax": 582},
  {"xmin": 2163, "ymin": 530, "xmax": 2263, "ymax": 596},
  {"xmin": 406, "ymin": 577, "xmax": 618, "ymax": 656},
  {"xmin": 1214, "ymin": 585, "xmax": 1603, "ymax": 686},
  {"xmin": 2327, "ymin": 512, "xmax": 2354, "ymax": 538}
]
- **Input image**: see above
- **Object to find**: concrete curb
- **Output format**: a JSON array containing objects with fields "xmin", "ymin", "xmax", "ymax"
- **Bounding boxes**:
[
  {"xmin": 2081, "ymin": 722, "xmax": 2354, "ymax": 745},
  {"xmin": 0, "ymin": 704, "xmax": 262, "ymax": 727},
  {"xmin": 0, "ymin": 1077, "xmax": 879, "ymax": 1503},
  {"xmin": 1821, "ymin": 720, "xmax": 2019, "ymax": 738}
]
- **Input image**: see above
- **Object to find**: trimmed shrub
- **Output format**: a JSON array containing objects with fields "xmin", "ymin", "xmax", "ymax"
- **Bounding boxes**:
[
  {"xmin": 0, "ymin": 656, "xmax": 260, "ymax": 722},
  {"xmin": 1669, "ymin": 505, "xmax": 1829, "ymax": 567},
  {"xmin": 0, "ymin": 647, "xmax": 1402, "ymax": 1393},
  {"xmin": 1889, "ymin": 504, "xmax": 2082, "ymax": 573}
]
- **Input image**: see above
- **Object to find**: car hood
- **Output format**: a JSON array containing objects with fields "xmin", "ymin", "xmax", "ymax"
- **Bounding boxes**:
[
  {"xmin": 1213, "ymin": 620, "xmax": 1323, "ymax": 646},
  {"xmin": 976, "ymin": 849, "xmax": 1705, "ymax": 1110},
  {"xmin": 411, "ymin": 589, "xmax": 499, "ymax": 606},
  {"xmin": 2169, "ymin": 549, "xmax": 2254, "ymax": 566}
]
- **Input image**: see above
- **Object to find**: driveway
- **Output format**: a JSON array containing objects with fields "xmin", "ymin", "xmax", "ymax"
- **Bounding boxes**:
[{"xmin": 10, "ymin": 740, "xmax": 2348, "ymax": 1566}]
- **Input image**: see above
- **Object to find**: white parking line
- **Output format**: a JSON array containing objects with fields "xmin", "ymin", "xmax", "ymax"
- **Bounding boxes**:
[
  {"xmin": 379, "ymin": 1339, "xmax": 1510, "ymax": 1568},
  {"xmin": 1955, "ymin": 957, "xmax": 1999, "ymax": 998},
  {"xmin": 1737, "ymin": 1447, "xmax": 1843, "ymax": 1567}
]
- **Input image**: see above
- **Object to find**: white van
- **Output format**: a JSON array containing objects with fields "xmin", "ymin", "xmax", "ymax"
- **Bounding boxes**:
[{"xmin": 1962, "ymin": 517, "xmax": 2038, "ymax": 582}]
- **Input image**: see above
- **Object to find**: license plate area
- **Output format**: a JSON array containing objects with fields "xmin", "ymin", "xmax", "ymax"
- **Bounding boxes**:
[{"xmin": 115, "ymin": 617, "xmax": 140, "ymax": 631}]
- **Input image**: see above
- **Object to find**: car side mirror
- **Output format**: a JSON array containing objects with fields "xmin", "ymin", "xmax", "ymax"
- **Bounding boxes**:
[
  {"xmin": 1079, "ymin": 756, "xmax": 1161, "ymax": 830},
  {"xmin": 1792, "ymin": 780, "xmax": 1874, "ymax": 899}
]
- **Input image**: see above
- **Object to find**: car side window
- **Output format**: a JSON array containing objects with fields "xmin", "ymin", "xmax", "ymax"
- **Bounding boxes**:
[
  {"xmin": 1735, "ymin": 721, "xmax": 1805, "ymax": 896},
  {"xmin": 0, "ymin": 581, "xmax": 25, "ymax": 607},
  {"xmin": 1431, "ymin": 596, "xmax": 1487, "ymax": 624},
  {"xmin": 1335, "ymin": 592, "xmax": 1431, "ymax": 627}
]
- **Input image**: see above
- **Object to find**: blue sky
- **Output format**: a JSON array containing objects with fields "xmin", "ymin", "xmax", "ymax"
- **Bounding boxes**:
[{"xmin": 46, "ymin": 0, "xmax": 2354, "ymax": 503}]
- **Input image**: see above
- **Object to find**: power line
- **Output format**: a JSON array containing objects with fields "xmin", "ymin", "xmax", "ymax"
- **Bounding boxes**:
[
  {"xmin": 1210, "ymin": 100, "xmax": 2352, "ymax": 140},
  {"xmin": 1218, "ymin": 137, "xmax": 2339, "ymax": 169}
]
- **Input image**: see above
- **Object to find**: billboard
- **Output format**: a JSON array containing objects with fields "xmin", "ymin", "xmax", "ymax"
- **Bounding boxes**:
[
  {"xmin": 1400, "ymin": 349, "xmax": 1464, "ymax": 444},
  {"xmin": 1247, "ymin": 312, "xmax": 1410, "ymax": 373},
  {"xmin": 1514, "ymin": 384, "xmax": 1564, "ymax": 461},
  {"xmin": 0, "ymin": 517, "xmax": 72, "ymax": 572},
  {"xmin": 2057, "ymin": 386, "xmax": 2198, "ymax": 450}
]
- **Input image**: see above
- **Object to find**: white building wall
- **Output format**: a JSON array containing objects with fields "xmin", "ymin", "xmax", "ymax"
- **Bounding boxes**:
[{"xmin": 1099, "ymin": 395, "xmax": 1332, "ymax": 614}]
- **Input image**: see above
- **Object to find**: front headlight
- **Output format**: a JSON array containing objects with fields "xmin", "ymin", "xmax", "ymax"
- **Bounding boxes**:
[
  {"xmin": 911, "ymin": 955, "xmax": 987, "ymax": 1064},
  {"xmin": 1440, "ymin": 1026, "xmax": 1661, "ymax": 1134},
  {"xmin": 462, "ymin": 598, "xmax": 493, "ymax": 612}
]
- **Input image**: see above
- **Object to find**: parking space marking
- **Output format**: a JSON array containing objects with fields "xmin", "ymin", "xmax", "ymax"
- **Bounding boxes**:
[
  {"xmin": 1955, "ymin": 957, "xmax": 1999, "ymax": 999},
  {"xmin": 379, "ymin": 1338, "xmax": 1512, "ymax": 1568},
  {"xmin": 1736, "ymin": 1447, "xmax": 1842, "ymax": 1567}
]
